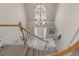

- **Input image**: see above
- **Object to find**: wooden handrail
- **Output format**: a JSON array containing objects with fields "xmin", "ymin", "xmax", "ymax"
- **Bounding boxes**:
[
  {"xmin": 19, "ymin": 22, "xmax": 48, "ymax": 42},
  {"xmin": 0, "ymin": 22, "xmax": 48, "ymax": 42},
  {"xmin": 0, "ymin": 24, "xmax": 19, "ymax": 27},
  {"xmin": 18, "ymin": 22, "xmax": 48, "ymax": 43},
  {"xmin": 49, "ymin": 40, "xmax": 79, "ymax": 56},
  {"xmin": 21, "ymin": 26, "xmax": 48, "ymax": 42}
]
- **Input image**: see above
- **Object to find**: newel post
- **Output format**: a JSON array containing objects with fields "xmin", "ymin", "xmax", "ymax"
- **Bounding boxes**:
[{"xmin": 19, "ymin": 21, "xmax": 26, "ymax": 48}]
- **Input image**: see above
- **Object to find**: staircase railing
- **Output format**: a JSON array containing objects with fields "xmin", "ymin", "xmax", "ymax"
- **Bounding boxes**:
[
  {"xmin": 49, "ymin": 40, "xmax": 79, "ymax": 56},
  {"xmin": 0, "ymin": 22, "xmax": 48, "ymax": 48},
  {"xmin": 18, "ymin": 22, "xmax": 79, "ymax": 56},
  {"xmin": 0, "ymin": 22, "xmax": 79, "ymax": 56},
  {"xmin": 19, "ymin": 22, "xmax": 48, "ymax": 43},
  {"xmin": 0, "ymin": 23, "xmax": 24, "ymax": 48},
  {"xmin": 19, "ymin": 22, "xmax": 48, "ymax": 50}
]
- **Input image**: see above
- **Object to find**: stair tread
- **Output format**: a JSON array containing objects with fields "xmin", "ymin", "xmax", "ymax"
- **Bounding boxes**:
[
  {"xmin": 42, "ymin": 51, "xmax": 46, "ymax": 56},
  {"xmin": 41, "ymin": 51, "xmax": 45, "ymax": 56},
  {"xmin": 25, "ymin": 45, "xmax": 29, "ymax": 56},
  {"xmin": 30, "ymin": 48, "xmax": 33, "ymax": 56},
  {"xmin": 33, "ymin": 49, "xmax": 38, "ymax": 56},
  {"xmin": 26, "ymin": 47, "xmax": 33, "ymax": 56},
  {"xmin": 42, "ymin": 51, "xmax": 48, "ymax": 56},
  {"xmin": 38, "ymin": 50, "xmax": 43, "ymax": 56}
]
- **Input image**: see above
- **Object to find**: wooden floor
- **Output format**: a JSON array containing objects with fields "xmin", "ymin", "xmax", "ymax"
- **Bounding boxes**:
[
  {"xmin": 0, "ymin": 45, "xmax": 26, "ymax": 56},
  {"xmin": 0, "ymin": 45, "xmax": 57, "ymax": 56}
]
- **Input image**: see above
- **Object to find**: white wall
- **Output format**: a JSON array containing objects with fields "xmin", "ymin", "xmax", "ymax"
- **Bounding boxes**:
[
  {"xmin": 0, "ymin": 4, "xmax": 27, "ymax": 45},
  {"xmin": 55, "ymin": 4, "xmax": 79, "ymax": 51},
  {"xmin": 0, "ymin": 27, "xmax": 22, "ymax": 45},
  {"xmin": 0, "ymin": 3, "xmax": 27, "ymax": 25}
]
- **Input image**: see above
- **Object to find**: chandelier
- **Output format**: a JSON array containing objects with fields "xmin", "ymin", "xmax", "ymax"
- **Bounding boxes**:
[{"xmin": 35, "ymin": 4, "xmax": 47, "ymax": 25}]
